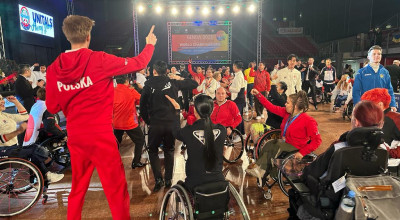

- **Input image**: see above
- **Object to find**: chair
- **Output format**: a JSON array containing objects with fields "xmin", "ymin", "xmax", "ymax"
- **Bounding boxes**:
[
  {"xmin": 160, "ymin": 181, "xmax": 249, "ymax": 220},
  {"xmin": 287, "ymin": 127, "xmax": 388, "ymax": 219}
]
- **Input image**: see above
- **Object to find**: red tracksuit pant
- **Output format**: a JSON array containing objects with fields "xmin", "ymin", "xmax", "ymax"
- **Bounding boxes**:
[{"xmin": 67, "ymin": 130, "xmax": 130, "ymax": 220}]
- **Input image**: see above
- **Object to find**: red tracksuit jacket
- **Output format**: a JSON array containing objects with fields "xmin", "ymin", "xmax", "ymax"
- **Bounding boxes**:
[
  {"xmin": 210, "ymin": 100, "xmax": 242, "ymax": 129},
  {"xmin": 250, "ymin": 68, "xmax": 271, "ymax": 92},
  {"xmin": 46, "ymin": 45, "xmax": 154, "ymax": 135},
  {"xmin": 255, "ymin": 93, "xmax": 321, "ymax": 156},
  {"xmin": 113, "ymin": 84, "xmax": 141, "ymax": 130}
]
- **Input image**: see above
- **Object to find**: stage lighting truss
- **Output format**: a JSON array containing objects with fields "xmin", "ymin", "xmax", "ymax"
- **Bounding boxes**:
[{"xmin": 134, "ymin": 0, "xmax": 259, "ymax": 16}]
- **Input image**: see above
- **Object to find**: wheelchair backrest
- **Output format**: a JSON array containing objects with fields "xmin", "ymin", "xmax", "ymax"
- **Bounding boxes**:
[
  {"xmin": 322, "ymin": 127, "xmax": 388, "ymax": 184},
  {"xmin": 193, "ymin": 181, "xmax": 230, "ymax": 219}
]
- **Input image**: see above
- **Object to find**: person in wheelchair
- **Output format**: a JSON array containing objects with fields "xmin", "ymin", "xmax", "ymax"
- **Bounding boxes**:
[
  {"xmin": 266, "ymin": 81, "xmax": 287, "ymax": 129},
  {"xmin": 293, "ymin": 101, "xmax": 385, "ymax": 219},
  {"xmin": 361, "ymin": 88, "xmax": 400, "ymax": 157},
  {"xmin": 211, "ymin": 87, "xmax": 242, "ymax": 137},
  {"xmin": 0, "ymin": 94, "xmax": 64, "ymax": 183},
  {"xmin": 23, "ymin": 88, "xmax": 67, "ymax": 146},
  {"xmin": 166, "ymin": 94, "xmax": 226, "ymax": 192},
  {"xmin": 247, "ymin": 89, "xmax": 321, "ymax": 184},
  {"xmin": 330, "ymin": 74, "xmax": 352, "ymax": 113}
]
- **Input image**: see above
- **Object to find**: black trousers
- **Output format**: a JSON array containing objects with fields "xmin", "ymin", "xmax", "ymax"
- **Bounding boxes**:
[
  {"xmin": 147, "ymin": 123, "xmax": 175, "ymax": 181},
  {"xmin": 254, "ymin": 91, "xmax": 266, "ymax": 116},
  {"xmin": 114, "ymin": 126, "xmax": 145, "ymax": 164},
  {"xmin": 302, "ymin": 80, "xmax": 317, "ymax": 106}
]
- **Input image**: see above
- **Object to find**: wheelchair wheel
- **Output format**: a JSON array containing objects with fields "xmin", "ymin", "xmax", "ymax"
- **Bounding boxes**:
[
  {"xmin": 345, "ymin": 101, "xmax": 353, "ymax": 120},
  {"xmin": 223, "ymin": 129, "xmax": 244, "ymax": 163},
  {"xmin": 277, "ymin": 152, "xmax": 317, "ymax": 197},
  {"xmin": 40, "ymin": 138, "xmax": 70, "ymax": 167},
  {"xmin": 254, "ymin": 129, "xmax": 281, "ymax": 160},
  {"xmin": 160, "ymin": 184, "xmax": 194, "ymax": 220},
  {"xmin": 0, "ymin": 158, "xmax": 44, "ymax": 217},
  {"xmin": 227, "ymin": 183, "xmax": 250, "ymax": 220}
]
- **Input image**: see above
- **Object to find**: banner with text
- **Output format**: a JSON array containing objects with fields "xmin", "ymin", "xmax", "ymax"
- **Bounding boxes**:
[
  {"xmin": 19, "ymin": 4, "xmax": 54, "ymax": 38},
  {"xmin": 168, "ymin": 22, "xmax": 231, "ymax": 64},
  {"xmin": 278, "ymin": 27, "xmax": 303, "ymax": 35}
]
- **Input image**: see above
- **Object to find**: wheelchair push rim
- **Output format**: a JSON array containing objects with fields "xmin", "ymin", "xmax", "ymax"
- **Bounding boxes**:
[
  {"xmin": 223, "ymin": 129, "xmax": 244, "ymax": 163},
  {"xmin": 0, "ymin": 158, "xmax": 44, "ymax": 217}
]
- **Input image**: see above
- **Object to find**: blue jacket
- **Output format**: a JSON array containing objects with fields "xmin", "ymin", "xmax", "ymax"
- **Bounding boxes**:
[{"xmin": 353, "ymin": 64, "xmax": 396, "ymax": 107}]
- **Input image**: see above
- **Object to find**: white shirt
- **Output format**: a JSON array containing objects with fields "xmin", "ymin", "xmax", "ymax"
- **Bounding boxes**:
[
  {"xmin": 197, "ymin": 78, "xmax": 218, "ymax": 99},
  {"xmin": 136, "ymin": 73, "xmax": 147, "ymax": 87},
  {"xmin": 229, "ymin": 71, "xmax": 247, "ymax": 101},
  {"xmin": 276, "ymin": 67, "xmax": 302, "ymax": 95}
]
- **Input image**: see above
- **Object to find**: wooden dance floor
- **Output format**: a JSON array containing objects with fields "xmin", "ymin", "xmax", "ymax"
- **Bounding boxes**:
[{"xmin": 11, "ymin": 103, "xmax": 351, "ymax": 219}]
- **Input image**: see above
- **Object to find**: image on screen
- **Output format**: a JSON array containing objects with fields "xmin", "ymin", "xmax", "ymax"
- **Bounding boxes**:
[
  {"xmin": 19, "ymin": 4, "xmax": 54, "ymax": 38},
  {"xmin": 168, "ymin": 21, "xmax": 232, "ymax": 64}
]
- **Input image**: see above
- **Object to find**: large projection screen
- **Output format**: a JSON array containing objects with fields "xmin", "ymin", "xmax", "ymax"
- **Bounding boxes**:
[{"xmin": 168, "ymin": 21, "xmax": 232, "ymax": 64}]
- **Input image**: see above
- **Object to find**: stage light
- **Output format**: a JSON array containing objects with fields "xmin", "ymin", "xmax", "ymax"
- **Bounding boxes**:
[
  {"xmin": 217, "ymin": 7, "xmax": 225, "ymax": 15},
  {"xmin": 209, "ymin": 20, "xmax": 217, "ymax": 26},
  {"xmin": 137, "ymin": 5, "xmax": 145, "ymax": 13},
  {"xmin": 248, "ymin": 4, "xmax": 256, "ymax": 13},
  {"xmin": 171, "ymin": 7, "xmax": 178, "ymax": 16},
  {"xmin": 186, "ymin": 7, "xmax": 194, "ymax": 16},
  {"xmin": 155, "ymin": 5, "xmax": 162, "ymax": 14},
  {"xmin": 283, "ymin": 17, "xmax": 287, "ymax": 21},
  {"xmin": 202, "ymin": 7, "xmax": 210, "ymax": 16},
  {"xmin": 232, "ymin": 5, "xmax": 240, "ymax": 13}
]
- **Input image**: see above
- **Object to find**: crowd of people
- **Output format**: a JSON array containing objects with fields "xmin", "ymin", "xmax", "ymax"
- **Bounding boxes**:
[{"xmin": 0, "ymin": 14, "xmax": 400, "ymax": 219}]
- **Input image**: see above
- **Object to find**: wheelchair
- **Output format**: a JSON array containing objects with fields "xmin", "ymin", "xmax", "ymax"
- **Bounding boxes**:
[
  {"xmin": 159, "ymin": 181, "xmax": 250, "ymax": 220},
  {"xmin": 342, "ymin": 99, "xmax": 353, "ymax": 120},
  {"xmin": 223, "ymin": 129, "xmax": 244, "ymax": 163},
  {"xmin": 286, "ymin": 127, "xmax": 388, "ymax": 220},
  {"xmin": 244, "ymin": 123, "xmax": 275, "ymax": 163},
  {"xmin": 37, "ymin": 131, "xmax": 70, "ymax": 168},
  {"xmin": 0, "ymin": 157, "xmax": 46, "ymax": 217}
]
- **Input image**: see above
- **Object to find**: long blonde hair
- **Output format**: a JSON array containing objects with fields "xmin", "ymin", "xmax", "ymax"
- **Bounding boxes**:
[{"xmin": 336, "ymin": 74, "xmax": 349, "ymax": 91}]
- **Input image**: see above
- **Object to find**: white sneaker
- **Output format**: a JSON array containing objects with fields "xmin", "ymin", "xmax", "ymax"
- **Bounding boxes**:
[
  {"xmin": 256, "ymin": 116, "xmax": 261, "ymax": 120},
  {"xmin": 261, "ymin": 114, "xmax": 265, "ymax": 119},
  {"xmin": 46, "ymin": 172, "xmax": 64, "ymax": 183}
]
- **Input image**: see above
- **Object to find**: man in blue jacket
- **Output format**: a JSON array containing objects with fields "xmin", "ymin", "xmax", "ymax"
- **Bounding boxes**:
[{"xmin": 353, "ymin": 45, "xmax": 397, "ymax": 112}]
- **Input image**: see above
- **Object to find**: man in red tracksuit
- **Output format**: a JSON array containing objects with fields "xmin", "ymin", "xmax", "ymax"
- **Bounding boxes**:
[
  {"xmin": 250, "ymin": 61, "xmax": 271, "ymax": 119},
  {"xmin": 46, "ymin": 15, "xmax": 156, "ymax": 220},
  {"xmin": 113, "ymin": 75, "xmax": 145, "ymax": 169},
  {"xmin": 211, "ymin": 87, "xmax": 242, "ymax": 135}
]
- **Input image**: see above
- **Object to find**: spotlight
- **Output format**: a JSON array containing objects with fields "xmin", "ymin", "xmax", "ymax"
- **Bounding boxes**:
[
  {"xmin": 202, "ymin": 7, "xmax": 210, "ymax": 16},
  {"xmin": 171, "ymin": 7, "xmax": 178, "ymax": 16},
  {"xmin": 232, "ymin": 5, "xmax": 240, "ymax": 13},
  {"xmin": 217, "ymin": 7, "xmax": 225, "ymax": 15},
  {"xmin": 283, "ymin": 17, "xmax": 287, "ymax": 21},
  {"xmin": 186, "ymin": 7, "xmax": 194, "ymax": 16},
  {"xmin": 155, "ymin": 5, "xmax": 162, "ymax": 14},
  {"xmin": 248, "ymin": 4, "xmax": 256, "ymax": 13},
  {"xmin": 137, "ymin": 5, "xmax": 145, "ymax": 13}
]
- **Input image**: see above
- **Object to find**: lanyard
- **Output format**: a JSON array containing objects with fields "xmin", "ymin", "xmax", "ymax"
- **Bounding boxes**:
[{"xmin": 283, "ymin": 113, "xmax": 301, "ymax": 138}]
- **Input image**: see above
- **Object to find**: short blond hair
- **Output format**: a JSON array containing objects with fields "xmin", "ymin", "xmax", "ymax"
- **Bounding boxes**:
[
  {"xmin": 367, "ymin": 45, "xmax": 382, "ymax": 54},
  {"xmin": 62, "ymin": 15, "xmax": 95, "ymax": 44}
]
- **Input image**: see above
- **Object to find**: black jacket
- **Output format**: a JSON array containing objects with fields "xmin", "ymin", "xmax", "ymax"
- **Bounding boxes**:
[
  {"xmin": 140, "ymin": 75, "xmax": 197, "ymax": 125},
  {"xmin": 15, "ymin": 75, "xmax": 35, "ymax": 113},
  {"xmin": 304, "ymin": 65, "xmax": 319, "ymax": 82},
  {"xmin": 172, "ymin": 115, "xmax": 226, "ymax": 190},
  {"xmin": 267, "ymin": 85, "xmax": 287, "ymax": 129},
  {"xmin": 385, "ymin": 64, "xmax": 400, "ymax": 82}
]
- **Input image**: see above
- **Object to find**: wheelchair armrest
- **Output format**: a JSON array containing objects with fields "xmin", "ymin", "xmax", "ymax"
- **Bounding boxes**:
[{"xmin": 293, "ymin": 182, "xmax": 310, "ymax": 195}]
